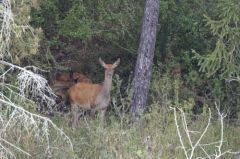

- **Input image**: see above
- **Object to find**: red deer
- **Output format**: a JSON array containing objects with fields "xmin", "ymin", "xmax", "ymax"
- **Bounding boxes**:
[{"xmin": 68, "ymin": 58, "xmax": 120, "ymax": 126}]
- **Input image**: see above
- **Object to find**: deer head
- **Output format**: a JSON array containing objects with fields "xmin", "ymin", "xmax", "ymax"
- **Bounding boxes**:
[{"xmin": 99, "ymin": 58, "xmax": 120, "ymax": 78}]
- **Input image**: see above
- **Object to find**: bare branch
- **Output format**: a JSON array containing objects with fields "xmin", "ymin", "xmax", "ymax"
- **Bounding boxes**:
[
  {"xmin": 170, "ymin": 107, "xmax": 189, "ymax": 158},
  {"xmin": 172, "ymin": 105, "xmax": 239, "ymax": 159},
  {"xmin": 0, "ymin": 0, "xmax": 13, "ymax": 59},
  {"xmin": 0, "ymin": 60, "xmax": 57, "ymax": 108}
]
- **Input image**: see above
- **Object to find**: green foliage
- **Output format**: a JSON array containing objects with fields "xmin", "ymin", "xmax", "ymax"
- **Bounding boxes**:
[
  {"xmin": 59, "ymin": 1, "xmax": 93, "ymax": 39},
  {"xmin": 31, "ymin": 0, "xmax": 143, "ymax": 49},
  {"xmin": 156, "ymin": 0, "xmax": 214, "ymax": 59},
  {"xmin": 191, "ymin": 0, "xmax": 240, "ymax": 118},
  {"xmin": 195, "ymin": 0, "xmax": 240, "ymax": 78},
  {"xmin": 30, "ymin": 0, "xmax": 60, "ymax": 38},
  {"xmin": 58, "ymin": 0, "xmax": 143, "ymax": 49}
]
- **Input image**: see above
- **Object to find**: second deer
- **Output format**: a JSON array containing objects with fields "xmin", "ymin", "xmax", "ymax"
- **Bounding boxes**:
[{"xmin": 68, "ymin": 58, "xmax": 120, "ymax": 126}]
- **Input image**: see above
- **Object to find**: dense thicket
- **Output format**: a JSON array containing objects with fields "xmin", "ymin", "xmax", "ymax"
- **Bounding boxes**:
[{"xmin": 28, "ymin": 0, "xmax": 240, "ymax": 119}]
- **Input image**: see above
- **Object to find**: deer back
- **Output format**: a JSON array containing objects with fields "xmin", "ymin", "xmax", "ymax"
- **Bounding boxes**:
[{"xmin": 68, "ymin": 83, "xmax": 103, "ymax": 109}]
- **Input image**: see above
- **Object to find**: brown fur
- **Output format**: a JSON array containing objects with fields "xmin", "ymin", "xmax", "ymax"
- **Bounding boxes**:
[{"xmin": 68, "ymin": 83, "xmax": 102, "ymax": 109}]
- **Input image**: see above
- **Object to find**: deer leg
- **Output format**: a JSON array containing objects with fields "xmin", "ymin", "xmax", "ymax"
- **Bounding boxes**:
[
  {"xmin": 78, "ymin": 109, "xmax": 85, "ymax": 119},
  {"xmin": 99, "ymin": 108, "xmax": 106, "ymax": 124},
  {"xmin": 90, "ymin": 110, "xmax": 96, "ymax": 117},
  {"xmin": 76, "ymin": 108, "xmax": 85, "ymax": 121},
  {"xmin": 72, "ymin": 104, "xmax": 80, "ymax": 127}
]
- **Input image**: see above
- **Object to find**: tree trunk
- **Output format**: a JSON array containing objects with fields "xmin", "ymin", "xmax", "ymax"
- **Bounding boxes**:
[{"xmin": 131, "ymin": 0, "xmax": 160, "ymax": 118}]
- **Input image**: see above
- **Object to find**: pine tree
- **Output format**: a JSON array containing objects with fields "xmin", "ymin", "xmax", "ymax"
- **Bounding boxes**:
[{"xmin": 195, "ymin": 0, "xmax": 240, "ymax": 79}]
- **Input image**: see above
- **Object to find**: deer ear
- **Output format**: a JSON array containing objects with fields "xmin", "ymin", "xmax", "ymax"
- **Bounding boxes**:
[
  {"xmin": 99, "ymin": 58, "xmax": 106, "ymax": 68},
  {"xmin": 113, "ymin": 58, "xmax": 120, "ymax": 68}
]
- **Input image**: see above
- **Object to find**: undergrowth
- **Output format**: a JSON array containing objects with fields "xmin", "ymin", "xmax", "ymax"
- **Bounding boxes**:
[
  {"xmin": 3, "ymin": 72, "xmax": 239, "ymax": 158},
  {"xmin": 50, "ymin": 105, "xmax": 240, "ymax": 159}
]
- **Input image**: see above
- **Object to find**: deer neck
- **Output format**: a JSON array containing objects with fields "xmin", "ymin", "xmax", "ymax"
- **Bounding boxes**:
[{"xmin": 101, "ymin": 76, "xmax": 112, "ymax": 96}]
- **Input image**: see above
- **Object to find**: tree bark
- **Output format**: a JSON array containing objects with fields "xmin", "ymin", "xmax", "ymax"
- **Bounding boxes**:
[{"xmin": 131, "ymin": 0, "xmax": 160, "ymax": 118}]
